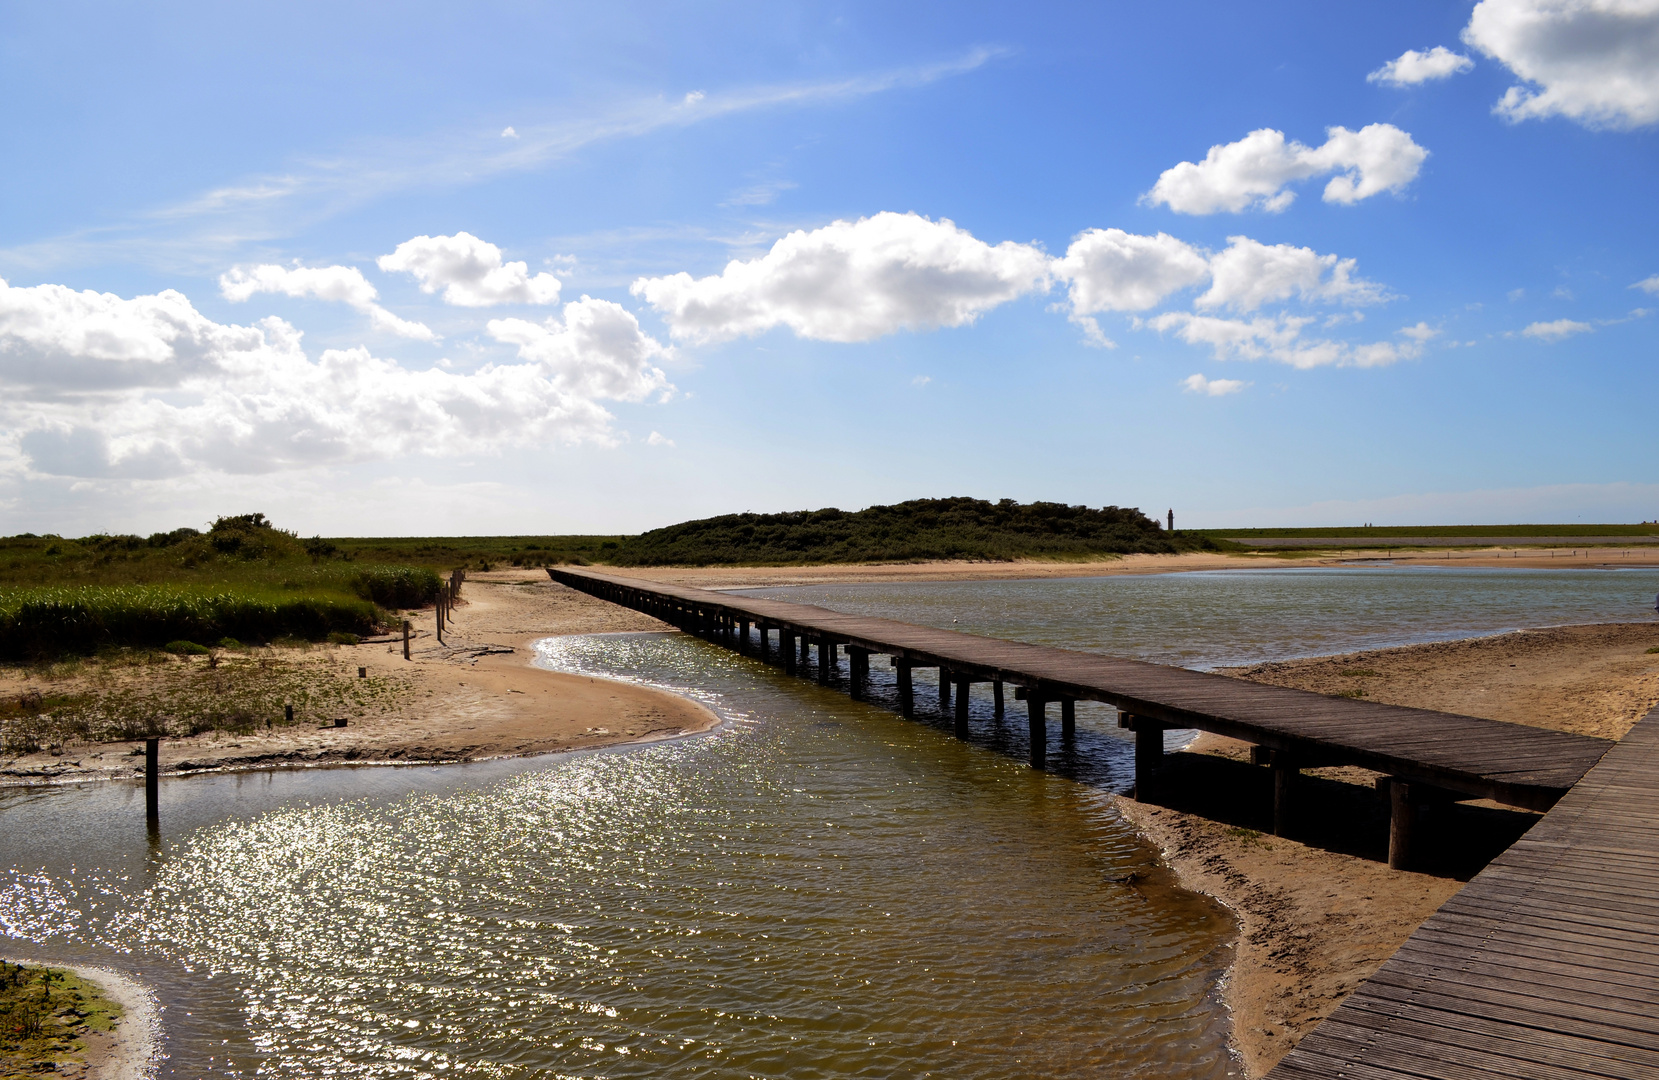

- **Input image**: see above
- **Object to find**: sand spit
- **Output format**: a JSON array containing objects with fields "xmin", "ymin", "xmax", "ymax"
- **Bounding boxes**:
[{"xmin": 0, "ymin": 570, "xmax": 716, "ymax": 787}]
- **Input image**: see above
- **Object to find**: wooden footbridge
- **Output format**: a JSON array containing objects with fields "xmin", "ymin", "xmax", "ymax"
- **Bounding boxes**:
[
  {"xmin": 550, "ymin": 568, "xmax": 1654, "ymax": 1079},
  {"xmin": 550, "ymin": 568, "xmax": 1610, "ymax": 862}
]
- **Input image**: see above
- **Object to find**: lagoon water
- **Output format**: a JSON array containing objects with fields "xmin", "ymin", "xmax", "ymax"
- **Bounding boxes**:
[{"xmin": 3, "ymin": 566, "xmax": 1656, "ymax": 1078}]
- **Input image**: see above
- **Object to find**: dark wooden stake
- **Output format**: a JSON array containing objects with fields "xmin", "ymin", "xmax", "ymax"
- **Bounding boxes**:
[
  {"xmin": 1133, "ymin": 716, "xmax": 1162, "ymax": 800},
  {"xmin": 1061, "ymin": 698, "xmax": 1076, "ymax": 741},
  {"xmin": 402, "ymin": 619, "xmax": 411, "ymax": 660},
  {"xmin": 895, "ymin": 659, "xmax": 914, "ymax": 718},
  {"xmin": 1273, "ymin": 756, "xmax": 1297, "ymax": 837},
  {"xmin": 1389, "ymin": 780, "xmax": 1415, "ymax": 871},
  {"xmin": 816, "ymin": 640, "xmax": 831, "ymax": 685},
  {"xmin": 782, "ymin": 631, "xmax": 797, "ymax": 674},
  {"xmin": 145, "ymin": 737, "xmax": 159, "ymax": 822},
  {"xmin": 1027, "ymin": 697, "xmax": 1047, "ymax": 769},
  {"xmin": 848, "ymin": 647, "xmax": 868, "ymax": 701}
]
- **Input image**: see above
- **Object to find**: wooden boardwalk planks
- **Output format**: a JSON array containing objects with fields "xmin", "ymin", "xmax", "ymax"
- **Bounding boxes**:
[
  {"xmin": 1265, "ymin": 704, "xmax": 1659, "ymax": 1079},
  {"xmin": 550, "ymin": 567, "xmax": 1611, "ymax": 810}
]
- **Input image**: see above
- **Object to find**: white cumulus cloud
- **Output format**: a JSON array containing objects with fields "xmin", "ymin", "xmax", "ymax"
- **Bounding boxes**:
[
  {"xmin": 1054, "ymin": 229, "xmax": 1211, "ymax": 314},
  {"xmin": 1632, "ymin": 274, "xmax": 1659, "ymax": 295},
  {"xmin": 219, "ymin": 263, "xmax": 435, "ymax": 340},
  {"xmin": 1148, "ymin": 313, "xmax": 1430, "ymax": 369},
  {"xmin": 1144, "ymin": 124, "xmax": 1429, "ymax": 214},
  {"xmin": 1197, "ymin": 237, "xmax": 1389, "ymax": 312},
  {"xmin": 1181, "ymin": 374, "xmax": 1248, "ymax": 396},
  {"xmin": 629, "ymin": 212, "xmax": 1052, "ymax": 344},
  {"xmin": 0, "ymin": 278, "xmax": 671, "ymax": 480},
  {"xmin": 1464, "ymin": 0, "xmax": 1659, "ymax": 129},
  {"xmin": 485, "ymin": 297, "xmax": 673, "ymax": 402},
  {"xmin": 1368, "ymin": 46, "xmax": 1476, "ymax": 86},
  {"xmin": 1522, "ymin": 317, "xmax": 1594, "ymax": 339},
  {"xmin": 378, "ymin": 232, "xmax": 563, "ymax": 307},
  {"xmin": 646, "ymin": 431, "xmax": 675, "ymax": 447}
]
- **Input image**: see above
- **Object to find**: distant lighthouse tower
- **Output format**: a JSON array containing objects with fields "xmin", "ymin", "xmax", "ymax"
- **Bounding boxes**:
[{"xmin": 1167, "ymin": 508, "xmax": 1174, "ymax": 531}]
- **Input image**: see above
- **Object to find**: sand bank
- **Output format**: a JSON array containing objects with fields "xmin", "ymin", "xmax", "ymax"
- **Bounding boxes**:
[{"xmin": 0, "ymin": 570, "xmax": 715, "ymax": 786}]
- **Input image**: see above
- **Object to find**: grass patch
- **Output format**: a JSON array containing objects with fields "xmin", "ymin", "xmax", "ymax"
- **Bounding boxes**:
[
  {"xmin": 1, "ymin": 648, "xmax": 409, "ymax": 753},
  {"xmin": 1334, "ymin": 688, "xmax": 1368, "ymax": 699},
  {"xmin": 0, "ymin": 962, "xmax": 122, "ymax": 1075},
  {"xmin": 1647, "ymin": 646, "xmax": 1659, "ymax": 654},
  {"xmin": 1224, "ymin": 826, "xmax": 1270, "ymax": 847}
]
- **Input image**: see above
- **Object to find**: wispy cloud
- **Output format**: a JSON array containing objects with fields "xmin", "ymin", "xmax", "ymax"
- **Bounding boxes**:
[{"xmin": 0, "ymin": 48, "xmax": 1005, "ymax": 275}]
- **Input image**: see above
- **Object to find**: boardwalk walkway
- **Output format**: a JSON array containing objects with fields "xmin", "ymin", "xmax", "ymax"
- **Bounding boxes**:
[
  {"xmin": 549, "ymin": 568, "xmax": 1611, "ymax": 861},
  {"xmin": 1266, "ymin": 702, "xmax": 1659, "ymax": 1080}
]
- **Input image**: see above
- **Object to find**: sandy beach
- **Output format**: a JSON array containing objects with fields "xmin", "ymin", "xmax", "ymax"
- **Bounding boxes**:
[{"xmin": 5, "ymin": 553, "xmax": 1657, "ymax": 1076}]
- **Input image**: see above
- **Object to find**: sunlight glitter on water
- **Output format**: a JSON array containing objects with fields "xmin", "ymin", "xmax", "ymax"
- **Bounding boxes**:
[{"xmin": 4, "ymin": 630, "xmax": 1235, "ymax": 1079}]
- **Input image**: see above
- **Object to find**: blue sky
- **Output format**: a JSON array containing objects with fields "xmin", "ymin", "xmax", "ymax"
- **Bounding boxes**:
[{"xmin": 1, "ymin": 0, "xmax": 1656, "ymax": 535}]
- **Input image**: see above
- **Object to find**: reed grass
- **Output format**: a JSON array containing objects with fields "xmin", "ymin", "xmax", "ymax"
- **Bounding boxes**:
[{"xmin": 0, "ymin": 584, "xmax": 379, "ymax": 660}]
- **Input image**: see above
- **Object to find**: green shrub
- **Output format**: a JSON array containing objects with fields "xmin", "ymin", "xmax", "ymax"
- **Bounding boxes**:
[
  {"xmin": 327, "ymin": 631, "xmax": 360, "ymax": 645},
  {"xmin": 165, "ymin": 640, "xmax": 211, "ymax": 655}
]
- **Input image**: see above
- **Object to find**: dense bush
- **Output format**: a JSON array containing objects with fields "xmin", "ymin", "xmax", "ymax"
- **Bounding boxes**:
[
  {"xmin": 608, "ymin": 497, "xmax": 1228, "ymax": 566},
  {"xmin": 0, "ymin": 585, "xmax": 378, "ymax": 660}
]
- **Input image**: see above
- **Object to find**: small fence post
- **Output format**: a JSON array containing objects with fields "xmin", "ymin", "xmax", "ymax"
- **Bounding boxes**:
[
  {"xmin": 145, "ymin": 738, "xmax": 159, "ymax": 822},
  {"xmin": 403, "ymin": 620, "xmax": 411, "ymax": 660}
]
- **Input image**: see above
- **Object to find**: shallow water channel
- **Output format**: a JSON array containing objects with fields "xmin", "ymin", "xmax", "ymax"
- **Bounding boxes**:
[{"xmin": 3, "ymin": 566, "xmax": 1656, "ymax": 1078}]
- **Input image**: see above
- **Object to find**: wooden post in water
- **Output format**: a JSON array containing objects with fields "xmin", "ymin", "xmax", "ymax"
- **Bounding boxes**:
[
  {"xmin": 1060, "ymin": 699, "xmax": 1075, "ymax": 741},
  {"xmin": 1130, "ymin": 715, "xmax": 1163, "ymax": 800},
  {"xmin": 781, "ymin": 631, "xmax": 797, "ymax": 674},
  {"xmin": 799, "ymin": 632, "xmax": 810, "ymax": 669},
  {"xmin": 1027, "ymin": 696, "xmax": 1047, "ymax": 769},
  {"xmin": 993, "ymin": 679, "xmax": 1004, "ymax": 719},
  {"xmin": 954, "ymin": 678, "xmax": 971, "ymax": 738},
  {"xmin": 894, "ymin": 659, "xmax": 914, "ymax": 718},
  {"xmin": 848, "ymin": 647, "xmax": 869, "ymax": 700},
  {"xmin": 816, "ymin": 639, "xmax": 831, "ymax": 685},
  {"xmin": 738, "ymin": 620, "xmax": 749, "ymax": 654},
  {"xmin": 402, "ymin": 620, "xmax": 411, "ymax": 660},
  {"xmin": 1389, "ymin": 780, "xmax": 1415, "ymax": 871},
  {"xmin": 144, "ymin": 737, "xmax": 159, "ymax": 822},
  {"xmin": 757, "ymin": 626, "xmax": 770, "ymax": 662},
  {"xmin": 939, "ymin": 668, "xmax": 952, "ymax": 714}
]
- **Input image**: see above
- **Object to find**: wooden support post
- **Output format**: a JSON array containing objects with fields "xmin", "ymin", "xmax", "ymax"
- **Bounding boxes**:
[
  {"xmin": 954, "ymin": 678, "xmax": 971, "ymax": 738},
  {"xmin": 145, "ymin": 737, "xmax": 159, "ymax": 822},
  {"xmin": 848, "ymin": 647, "xmax": 869, "ymax": 701},
  {"xmin": 1027, "ymin": 696, "xmax": 1047, "ymax": 769},
  {"xmin": 1389, "ymin": 780, "xmax": 1415, "ymax": 871},
  {"xmin": 402, "ymin": 620, "xmax": 411, "ymax": 660},
  {"xmin": 758, "ymin": 626, "xmax": 770, "ymax": 662},
  {"xmin": 436, "ymin": 601, "xmax": 444, "ymax": 645},
  {"xmin": 1060, "ymin": 698, "xmax": 1075, "ymax": 741},
  {"xmin": 895, "ymin": 659, "xmax": 914, "ymax": 718},
  {"xmin": 1133, "ymin": 716, "xmax": 1162, "ymax": 801},
  {"xmin": 993, "ymin": 679, "xmax": 1004, "ymax": 719},
  {"xmin": 817, "ymin": 640, "xmax": 831, "ymax": 685},
  {"xmin": 738, "ymin": 620, "xmax": 750, "ymax": 654},
  {"xmin": 799, "ymin": 632, "xmax": 810, "ymax": 668},
  {"xmin": 782, "ymin": 631, "xmax": 797, "ymax": 674},
  {"xmin": 1273, "ymin": 756, "xmax": 1297, "ymax": 837},
  {"xmin": 285, "ymin": 703, "xmax": 294, "ymax": 725},
  {"xmin": 939, "ymin": 668, "xmax": 952, "ymax": 714}
]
